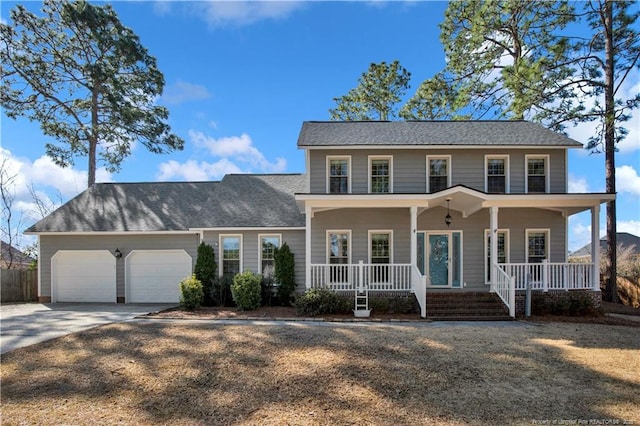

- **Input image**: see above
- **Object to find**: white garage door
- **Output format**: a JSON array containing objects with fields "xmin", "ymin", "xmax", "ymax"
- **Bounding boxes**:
[
  {"xmin": 53, "ymin": 250, "xmax": 116, "ymax": 303},
  {"xmin": 126, "ymin": 250, "xmax": 192, "ymax": 303}
]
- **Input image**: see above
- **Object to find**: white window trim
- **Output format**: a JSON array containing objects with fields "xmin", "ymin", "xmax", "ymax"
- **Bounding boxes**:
[
  {"xmin": 426, "ymin": 155, "xmax": 452, "ymax": 193},
  {"xmin": 326, "ymin": 155, "xmax": 352, "ymax": 194},
  {"xmin": 367, "ymin": 230, "xmax": 394, "ymax": 264},
  {"xmin": 484, "ymin": 229, "xmax": 510, "ymax": 284},
  {"xmin": 219, "ymin": 234, "xmax": 243, "ymax": 276},
  {"xmin": 525, "ymin": 228, "xmax": 550, "ymax": 263},
  {"xmin": 258, "ymin": 233, "xmax": 281, "ymax": 275},
  {"xmin": 326, "ymin": 230, "xmax": 352, "ymax": 264},
  {"xmin": 525, "ymin": 154, "xmax": 550, "ymax": 194},
  {"xmin": 484, "ymin": 155, "xmax": 510, "ymax": 193},
  {"xmin": 368, "ymin": 155, "xmax": 393, "ymax": 193}
]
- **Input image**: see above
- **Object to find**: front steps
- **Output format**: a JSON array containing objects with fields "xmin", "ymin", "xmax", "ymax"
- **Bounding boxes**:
[{"xmin": 426, "ymin": 292, "xmax": 512, "ymax": 321}]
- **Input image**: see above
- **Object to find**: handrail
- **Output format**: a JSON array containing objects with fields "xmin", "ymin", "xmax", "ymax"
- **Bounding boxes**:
[
  {"xmin": 309, "ymin": 263, "xmax": 412, "ymax": 292},
  {"xmin": 411, "ymin": 265, "xmax": 427, "ymax": 318},
  {"xmin": 492, "ymin": 263, "xmax": 515, "ymax": 317},
  {"xmin": 500, "ymin": 262, "xmax": 593, "ymax": 291}
]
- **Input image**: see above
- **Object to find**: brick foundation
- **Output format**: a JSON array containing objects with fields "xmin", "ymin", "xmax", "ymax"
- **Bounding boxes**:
[
  {"xmin": 515, "ymin": 290, "xmax": 601, "ymax": 317},
  {"xmin": 38, "ymin": 296, "xmax": 52, "ymax": 303}
]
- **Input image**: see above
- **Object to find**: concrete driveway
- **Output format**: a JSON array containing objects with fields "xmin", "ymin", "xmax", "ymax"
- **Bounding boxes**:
[{"xmin": 0, "ymin": 303, "xmax": 175, "ymax": 354}]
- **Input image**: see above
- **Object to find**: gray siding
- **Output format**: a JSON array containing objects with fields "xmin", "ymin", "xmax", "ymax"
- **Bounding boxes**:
[
  {"xmin": 308, "ymin": 149, "xmax": 567, "ymax": 194},
  {"xmin": 202, "ymin": 230, "xmax": 306, "ymax": 292},
  {"xmin": 39, "ymin": 233, "xmax": 200, "ymax": 300},
  {"xmin": 310, "ymin": 207, "xmax": 566, "ymax": 291}
]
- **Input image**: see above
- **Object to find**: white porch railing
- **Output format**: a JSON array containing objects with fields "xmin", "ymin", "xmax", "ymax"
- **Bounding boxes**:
[
  {"xmin": 309, "ymin": 262, "xmax": 412, "ymax": 292},
  {"xmin": 500, "ymin": 261, "xmax": 594, "ymax": 291},
  {"xmin": 492, "ymin": 263, "xmax": 516, "ymax": 317}
]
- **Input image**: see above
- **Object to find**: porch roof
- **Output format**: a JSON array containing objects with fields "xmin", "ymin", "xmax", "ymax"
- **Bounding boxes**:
[{"xmin": 295, "ymin": 185, "xmax": 615, "ymax": 217}]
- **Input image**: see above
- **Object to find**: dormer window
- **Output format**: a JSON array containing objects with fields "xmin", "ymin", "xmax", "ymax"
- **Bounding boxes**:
[
  {"xmin": 327, "ymin": 156, "xmax": 351, "ymax": 193},
  {"xmin": 369, "ymin": 156, "xmax": 392, "ymax": 193},
  {"xmin": 427, "ymin": 156, "xmax": 451, "ymax": 192}
]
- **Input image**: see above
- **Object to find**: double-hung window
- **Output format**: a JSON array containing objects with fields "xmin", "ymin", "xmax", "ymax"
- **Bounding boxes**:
[
  {"xmin": 526, "ymin": 155, "xmax": 548, "ymax": 193},
  {"xmin": 328, "ymin": 231, "xmax": 350, "ymax": 283},
  {"xmin": 260, "ymin": 234, "xmax": 281, "ymax": 279},
  {"xmin": 369, "ymin": 156, "xmax": 392, "ymax": 193},
  {"xmin": 220, "ymin": 235, "xmax": 242, "ymax": 277},
  {"xmin": 485, "ymin": 230, "xmax": 509, "ymax": 283},
  {"xmin": 485, "ymin": 155, "xmax": 509, "ymax": 193},
  {"xmin": 527, "ymin": 230, "xmax": 549, "ymax": 264},
  {"xmin": 327, "ymin": 157, "xmax": 350, "ymax": 193},
  {"xmin": 370, "ymin": 231, "xmax": 392, "ymax": 284},
  {"xmin": 427, "ymin": 156, "xmax": 451, "ymax": 192}
]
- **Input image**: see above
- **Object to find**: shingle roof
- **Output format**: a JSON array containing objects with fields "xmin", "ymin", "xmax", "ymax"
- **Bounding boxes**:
[
  {"xmin": 570, "ymin": 232, "xmax": 640, "ymax": 257},
  {"xmin": 193, "ymin": 174, "xmax": 306, "ymax": 228},
  {"xmin": 25, "ymin": 174, "xmax": 306, "ymax": 233},
  {"xmin": 1, "ymin": 240, "xmax": 36, "ymax": 267},
  {"xmin": 297, "ymin": 120, "xmax": 583, "ymax": 147}
]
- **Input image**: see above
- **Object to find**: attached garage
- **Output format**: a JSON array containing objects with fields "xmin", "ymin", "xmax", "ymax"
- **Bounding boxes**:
[
  {"xmin": 125, "ymin": 250, "xmax": 192, "ymax": 303},
  {"xmin": 52, "ymin": 250, "xmax": 117, "ymax": 302}
]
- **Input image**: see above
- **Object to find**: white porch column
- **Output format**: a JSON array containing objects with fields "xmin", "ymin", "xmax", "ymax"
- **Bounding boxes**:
[
  {"xmin": 305, "ymin": 205, "xmax": 312, "ymax": 289},
  {"xmin": 591, "ymin": 204, "xmax": 600, "ymax": 291},
  {"xmin": 490, "ymin": 206, "xmax": 499, "ymax": 289},
  {"xmin": 410, "ymin": 206, "xmax": 417, "ymax": 270}
]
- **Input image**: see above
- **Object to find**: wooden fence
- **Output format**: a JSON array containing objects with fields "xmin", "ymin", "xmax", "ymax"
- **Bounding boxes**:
[{"xmin": 1, "ymin": 269, "xmax": 38, "ymax": 303}]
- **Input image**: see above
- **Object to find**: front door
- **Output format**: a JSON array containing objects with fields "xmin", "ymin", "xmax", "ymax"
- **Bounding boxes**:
[
  {"xmin": 428, "ymin": 234, "xmax": 450, "ymax": 286},
  {"xmin": 423, "ymin": 231, "xmax": 462, "ymax": 288}
]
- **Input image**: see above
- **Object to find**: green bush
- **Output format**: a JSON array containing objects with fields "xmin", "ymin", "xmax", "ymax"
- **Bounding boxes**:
[
  {"xmin": 274, "ymin": 243, "xmax": 296, "ymax": 306},
  {"xmin": 231, "ymin": 271, "xmax": 262, "ymax": 311},
  {"xmin": 532, "ymin": 293, "xmax": 600, "ymax": 317},
  {"xmin": 294, "ymin": 288, "xmax": 351, "ymax": 316},
  {"xmin": 211, "ymin": 275, "xmax": 234, "ymax": 307},
  {"xmin": 179, "ymin": 275, "xmax": 204, "ymax": 310},
  {"xmin": 261, "ymin": 275, "xmax": 276, "ymax": 306},
  {"xmin": 194, "ymin": 242, "xmax": 217, "ymax": 306}
]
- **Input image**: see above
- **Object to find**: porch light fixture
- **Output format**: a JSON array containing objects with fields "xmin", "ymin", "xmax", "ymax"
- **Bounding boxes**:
[
  {"xmin": 114, "ymin": 248, "xmax": 123, "ymax": 259},
  {"xmin": 444, "ymin": 198, "xmax": 452, "ymax": 228}
]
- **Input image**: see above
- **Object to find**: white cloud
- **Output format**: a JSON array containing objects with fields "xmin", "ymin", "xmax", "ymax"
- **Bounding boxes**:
[
  {"xmin": 189, "ymin": 130, "xmax": 287, "ymax": 173},
  {"xmin": 168, "ymin": 0, "xmax": 304, "ymax": 27},
  {"xmin": 619, "ymin": 220, "xmax": 640, "ymax": 237},
  {"xmin": 161, "ymin": 80, "xmax": 211, "ymax": 105},
  {"xmin": 156, "ymin": 130, "xmax": 287, "ymax": 181},
  {"xmin": 156, "ymin": 159, "xmax": 243, "ymax": 181},
  {"xmin": 616, "ymin": 165, "xmax": 640, "ymax": 195},
  {"xmin": 568, "ymin": 174, "xmax": 589, "ymax": 193}
]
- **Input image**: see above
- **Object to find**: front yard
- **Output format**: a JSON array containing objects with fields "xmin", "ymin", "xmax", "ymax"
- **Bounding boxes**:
[{"xmin": 1, "ymin": 321, "xmax": 638, "ymax": 425}]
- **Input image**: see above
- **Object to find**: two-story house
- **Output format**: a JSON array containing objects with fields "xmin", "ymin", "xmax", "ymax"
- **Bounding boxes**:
[{"xmin": 26, "ymin": 120, "xmax": 613, "ymax": 317}]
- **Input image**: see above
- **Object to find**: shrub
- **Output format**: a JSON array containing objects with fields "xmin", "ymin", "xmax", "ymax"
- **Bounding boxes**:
[
  {"xmin": 261, "ymin": 275, "xmax": 276, "ymax": 306},
  {"xmin": 194, "ymin": 242, "xmax": 217, "ymax": 306},
  {"xmin": 295, "ymin": 288, "xmax": 351, "ymax": 316},
  {"xmin": 179, "ymin": 275, "xmax": 204, "ymax": 310},
  {"xmin": 274, "ymin": 243, "xmax": 296, "ymax": 306},
  {"xmin": 211, "ymin": 275, "xmax": 234, "ymax": 307},
  {"xmin": 231, "ymin": 271, "xmax": 262, "ymax": 311}
]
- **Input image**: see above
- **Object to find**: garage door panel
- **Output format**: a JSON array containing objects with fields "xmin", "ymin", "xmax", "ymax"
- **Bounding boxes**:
[
  {"xmin": 53, "ymin": 251, "xmax": 116, "ymax": 303},
  {"xmin": 126, "ymin": 250, "xmax": 192, "ymax": 303}
]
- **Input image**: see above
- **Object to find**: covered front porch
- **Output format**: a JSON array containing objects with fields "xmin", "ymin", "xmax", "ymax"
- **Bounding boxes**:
[{"xmin": 295, "ymin": 186, "xmax": 614, "ymax": 318}]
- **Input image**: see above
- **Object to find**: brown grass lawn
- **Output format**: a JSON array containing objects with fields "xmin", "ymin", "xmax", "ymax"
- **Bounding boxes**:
[{"xmin": 1, "ymin": 321, "xmax": 639, "ymax": 425}]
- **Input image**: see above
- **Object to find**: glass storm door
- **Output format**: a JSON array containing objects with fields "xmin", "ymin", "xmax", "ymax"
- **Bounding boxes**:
[{"xmin": 428, "ymin": 234, "xmax": 450, "ymax": 287}]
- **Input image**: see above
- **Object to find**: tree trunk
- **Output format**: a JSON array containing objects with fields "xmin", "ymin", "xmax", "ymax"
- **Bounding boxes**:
[
  {"xmin": 603, "ymin": 0, "xmax": 617, "ymax": 303},
  {"xmin": 88, "ymin": 85, "xmax": 99, "ymax": 187}
]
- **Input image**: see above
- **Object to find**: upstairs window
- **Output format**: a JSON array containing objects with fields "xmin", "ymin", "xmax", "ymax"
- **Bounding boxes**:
[
  {"xmin": 369, "ymin": 156, "xmax": 392, "ymax": 193},
  {"xmin": 526, "ymin": 155, "xmax": 548, "ymax": 193},
  {"xmin": 427, "ymin": 156, "xmax": 451, "ymax": 192},
  {"xmin": 485, "ymin": 155, "xmax": 509, "ymax": 193},
  {"xmin": 327, "ymin": 157, "xmax": 350, "ymax": 193}
]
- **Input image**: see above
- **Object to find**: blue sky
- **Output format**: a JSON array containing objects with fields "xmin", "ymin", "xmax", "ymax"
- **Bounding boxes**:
[{"xmin": 1, "ymin": 1, "xmax": 639, "ymax": 252}]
